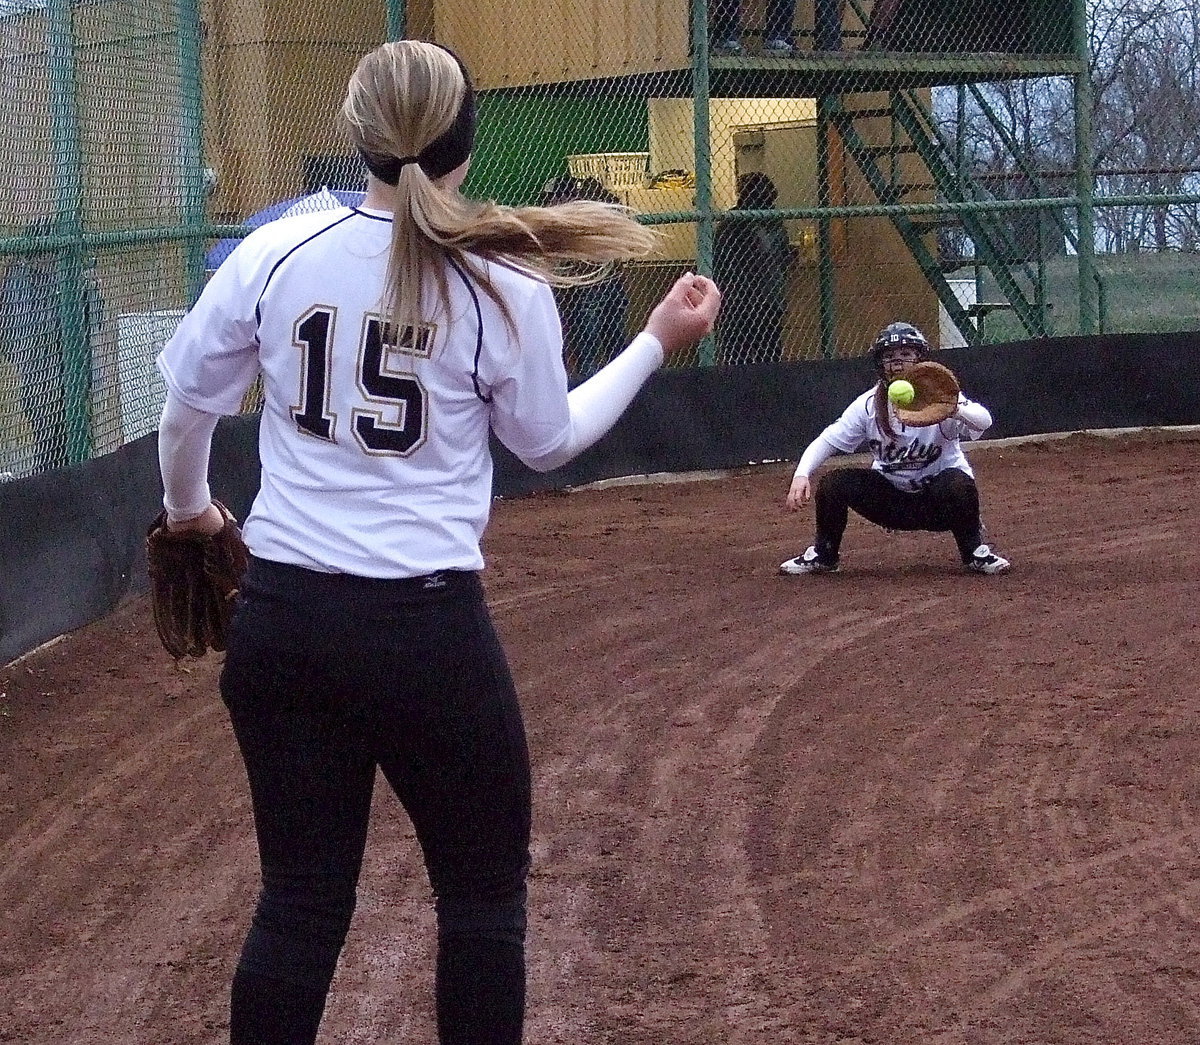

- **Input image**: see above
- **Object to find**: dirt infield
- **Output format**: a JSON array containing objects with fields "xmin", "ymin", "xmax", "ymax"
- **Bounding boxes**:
[{"xmin": 3, "ymin": 431, "xmax": 1200, "ymax": 1045}]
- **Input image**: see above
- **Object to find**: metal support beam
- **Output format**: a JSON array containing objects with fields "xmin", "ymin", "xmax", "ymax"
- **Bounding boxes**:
[
  {"xmin": 816, "ymin": 96, "xmax": 835, "ymax": 358},
  {"xmin": 888, "ymin": 93, "xmax": 1041, "ymax": 336},
  {"xmin": 1073, "ymin": 0, "xmax": 1097, "ymax": 334},
  {"xmin": 829, "ymin": 101, "xmax": 976, "ymax": 341},
  {"xmin": 46, "ymin": 0, "xmax": 89, "ymax": 465},
  {"xmin": 178, "ymin": 0, "xmax": 206, "ymax": 303},
  {"xmin": 691, "ymin": 0, "xmax": 716, "ymax": 365},
  {"xmin": 386, "ymin": 0, "xmax": 406, "ymax": 40}
]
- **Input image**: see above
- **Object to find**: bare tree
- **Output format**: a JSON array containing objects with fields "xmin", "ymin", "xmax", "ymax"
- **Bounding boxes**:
[
  {"xmin": 1090, "ymin": 1, "xmax": 1200, "ymax": 250},
  {"xmin": 932, "ymin": 0, "xmax": 1200, "ymax": 253}
]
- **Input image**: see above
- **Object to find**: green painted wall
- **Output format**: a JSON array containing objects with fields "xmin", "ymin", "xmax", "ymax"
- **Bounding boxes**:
[{"xmin": 465, "ymin": 93, "xmax": 650, "ymax": 206}]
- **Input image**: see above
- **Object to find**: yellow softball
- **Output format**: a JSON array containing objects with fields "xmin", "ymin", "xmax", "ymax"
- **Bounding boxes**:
[{"xmin": 888, "ymin": 379, "xmax": 915, "ymax": 407}]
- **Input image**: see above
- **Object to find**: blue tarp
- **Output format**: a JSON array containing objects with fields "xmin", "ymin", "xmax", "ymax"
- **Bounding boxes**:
[{"xmin": 205, "ymin": 188, "xmax": 367, "ymax": 270}]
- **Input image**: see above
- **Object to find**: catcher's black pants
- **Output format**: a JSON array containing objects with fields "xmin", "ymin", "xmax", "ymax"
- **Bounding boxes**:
[
  {"xmin": 220, "ymin": 557, "xmax": 531, "ymax": 1045},
  {"xmin": 812, "ymin": 466, "xmax": 983, "ymax": 564}
]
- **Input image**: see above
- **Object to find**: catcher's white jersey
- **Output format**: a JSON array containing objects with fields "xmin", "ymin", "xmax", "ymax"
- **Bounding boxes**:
[
  {"xmin": 821, "ymin": 387, "xmax": 989, "ymax": 493},
  {"xmin": 157, "ymin": 206, "xmax": 572, "ymax": 577}
]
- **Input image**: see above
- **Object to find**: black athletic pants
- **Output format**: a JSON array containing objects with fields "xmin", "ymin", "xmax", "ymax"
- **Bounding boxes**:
[
  {"xmin": 812, "ymin": 466, "xmax": 983, "ymax": 564},
  {"xmin": 220, "ymin": 557, "xmax": 531, "ymax": 1045}
]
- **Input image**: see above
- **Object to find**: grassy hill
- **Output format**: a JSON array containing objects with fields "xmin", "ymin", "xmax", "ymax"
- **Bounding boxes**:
[{"xmin": 950, "ymin": 252, "xmax": 1200, "ymax": 342}]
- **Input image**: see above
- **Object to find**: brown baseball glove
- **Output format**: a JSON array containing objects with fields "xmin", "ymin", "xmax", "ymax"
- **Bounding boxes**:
[
  {"xmin": 894, "ymin": 360, "xmax": 961, "ymax": 427},
  {"xmin": 146, "ymin": 501, "xmax": 250, "ymax": 658}
]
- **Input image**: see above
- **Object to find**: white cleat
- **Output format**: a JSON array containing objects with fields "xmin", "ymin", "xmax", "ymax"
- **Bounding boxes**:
[
  {"xmin": 779, "ymin": 546, "xmax": 839, "ymax": 575},
  {"xmin": 966, "ymin": 544, "xmax": 1010, "ymax": 575}
]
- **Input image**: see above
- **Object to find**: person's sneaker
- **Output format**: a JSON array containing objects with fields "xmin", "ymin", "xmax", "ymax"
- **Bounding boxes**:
[
  {"xmin": 712, "ymin": 37, "xmax": 743, "ymax": 56},
  {"xmin": 779, "ymin": 546, "xmax": 839, "ymax": 575},
  {"xmin": 966, "ymin": 544, "xmax": 1011, "ymax": 575},
  {"xmin": 763, "ymin": 37, "xmax": 795, "ymax": 57}
]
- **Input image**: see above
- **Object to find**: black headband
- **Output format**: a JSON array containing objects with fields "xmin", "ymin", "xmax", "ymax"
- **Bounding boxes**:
[{"xmin": 360, "ymin": 44, "xmax": 477, "ymax": 185}]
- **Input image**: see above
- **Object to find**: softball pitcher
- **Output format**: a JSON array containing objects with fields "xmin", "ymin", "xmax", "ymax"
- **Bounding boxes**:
[
  {"xmin": 780, "ymin": 322, "xmax": 1011, "ymax": 576},
  {"xmin": 154, "ymin": 40, "xmax": 719, "ymax": 1045}
]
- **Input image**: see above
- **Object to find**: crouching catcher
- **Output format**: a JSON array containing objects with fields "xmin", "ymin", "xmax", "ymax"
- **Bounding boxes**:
[{"xmin": 780, "ymin": 322, "xmax": 1011, "ymax": 576}]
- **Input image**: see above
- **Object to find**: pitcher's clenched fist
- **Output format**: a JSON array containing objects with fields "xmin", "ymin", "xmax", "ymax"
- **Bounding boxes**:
[{"xmin": 645, "ymin": 273, "xmax": 721, "ymax": 355}]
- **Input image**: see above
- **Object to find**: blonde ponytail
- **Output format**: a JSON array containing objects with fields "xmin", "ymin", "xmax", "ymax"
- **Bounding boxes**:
[{"xmin": 341, "ymin": 40, "xmax": 657, "ymax": 340}]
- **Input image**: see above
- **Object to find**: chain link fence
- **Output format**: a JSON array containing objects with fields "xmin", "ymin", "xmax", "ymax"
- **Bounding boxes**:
[{"xmin": 1, "ymin": 0, "xmax": 1197, "ymax": 479}]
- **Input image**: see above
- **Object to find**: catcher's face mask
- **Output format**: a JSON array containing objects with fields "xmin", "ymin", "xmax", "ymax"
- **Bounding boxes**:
[{"xmin": 879, "ymin": 345, "xmax": 922, "ymax": 378}]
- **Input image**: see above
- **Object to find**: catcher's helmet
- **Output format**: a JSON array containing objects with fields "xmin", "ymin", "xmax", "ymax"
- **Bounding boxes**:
[{"xmin": 870, "ymin": 322, "xmax": 929, "ymax": 376}]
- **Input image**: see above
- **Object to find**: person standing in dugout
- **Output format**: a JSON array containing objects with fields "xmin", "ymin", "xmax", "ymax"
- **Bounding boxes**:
[
  {"xmin": 153, "ymin": 40, "xmax": 720, "ymax": 1045},
  {"xmin": 779, "ymin": 322, "xmax": 1011, "ymax": 576}
]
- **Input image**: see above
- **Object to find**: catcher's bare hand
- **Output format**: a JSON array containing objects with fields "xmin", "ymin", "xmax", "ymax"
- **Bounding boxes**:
[
  {"xmin": 786, "ymin": 475, "xmax": 811, "ymax": 510},
  {"xmin": 644, "ymin": 273, "xmax": 721, "ymax": 355}
]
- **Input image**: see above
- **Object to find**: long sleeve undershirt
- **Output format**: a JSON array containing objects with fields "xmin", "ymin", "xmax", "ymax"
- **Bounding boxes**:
[
  {"xmin": 520, "ymin": 330, "xmax": 663, "ymax": 473},
  {"xmin": 157, "ymin": 330, "xmax": 665, "ymax": 522},
  {"xmin": 157, "ymin": 395, "xmax": 218, "ymax": 522},
  {"xmin": 954, "ymin": 398, "xmax": 992, "ymax": 432},
  {"xmin": 794, "ymin": 434, "xmax": 841, "ymax": 480}
]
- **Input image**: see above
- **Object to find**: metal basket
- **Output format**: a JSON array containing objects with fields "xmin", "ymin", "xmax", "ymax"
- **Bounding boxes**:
[{"xmin": 566, "ymin": 152, "xmax": 651, "ymax": 190}]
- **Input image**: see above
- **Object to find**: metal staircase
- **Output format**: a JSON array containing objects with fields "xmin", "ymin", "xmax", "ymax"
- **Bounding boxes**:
[{"xmin": 828, "ymin": 89, "xmax": 1057, "ymax": 343}]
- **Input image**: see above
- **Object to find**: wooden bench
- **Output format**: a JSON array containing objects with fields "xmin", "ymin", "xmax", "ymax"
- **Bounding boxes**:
[{"xmin": 964, "ymin": 302, "xmax": 1014, "ymax": 320}]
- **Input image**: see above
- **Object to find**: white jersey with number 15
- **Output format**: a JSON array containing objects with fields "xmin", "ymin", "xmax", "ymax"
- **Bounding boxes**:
[{"xmin": 157, "ymin": 206, "xmax": 572, "ymax": 578}]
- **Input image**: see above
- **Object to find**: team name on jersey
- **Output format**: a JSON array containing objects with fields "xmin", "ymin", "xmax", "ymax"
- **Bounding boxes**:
[{"xmin": 869, "ymin": 437, "xmax": 943, "ymax": 473}]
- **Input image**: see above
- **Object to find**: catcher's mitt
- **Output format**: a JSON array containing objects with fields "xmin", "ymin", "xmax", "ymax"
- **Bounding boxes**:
[
  {"xmin": 893, "ymin": 360, "xmax": 960, "ymax": 427},
  {"xmin": 146, "ymin": 501, "xmax": 249, "ymax": 658}
]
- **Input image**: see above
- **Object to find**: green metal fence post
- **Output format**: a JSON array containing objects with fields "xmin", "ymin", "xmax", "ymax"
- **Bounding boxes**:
[
  {"xmin": 47, "ymin": 0, "xmax": 90, "ymax": 464},
  {"xmin": 386, "ymin": 0, "xmax": 407, "ymax": 42},
  {"xmin": 179, "ymin": 0, "xmax": 206, "ymax": 302},
  {"xmin": 1036, "ymin": 234, "xmax": 1048, "ymax": 336},
  {"xmin": 816, "ymin": 96, "xmax": 835, "ymax": 359},
  {"xmin": 1073, "ymin": 0, "xmax": 1097, "ymax": 334},
  {"xmin": 691, "ymin": 0, "xmax": 716, "ymax": 366},
  {"xmin": 955, "ymin": 85, "xmax": 966, "ymax": 181},
  {"xmin": 958, "ymin": 85, "xmax": 981, "ymax": 347}
]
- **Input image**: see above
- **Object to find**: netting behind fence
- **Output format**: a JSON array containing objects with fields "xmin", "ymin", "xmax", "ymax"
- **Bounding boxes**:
[{"xmin": 2, "ymin": 0, "xmax": 1199, "ymax": 480}]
